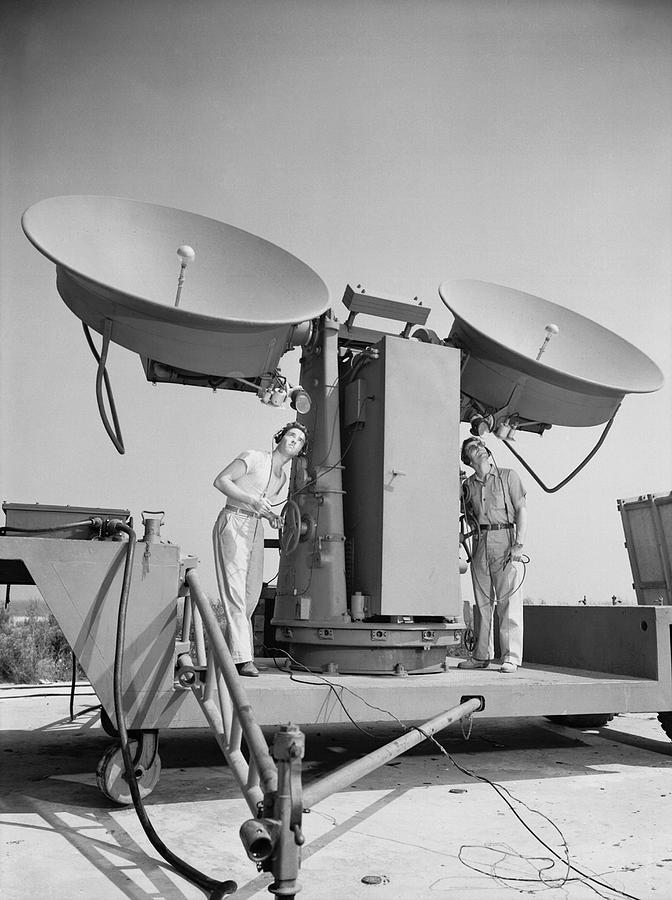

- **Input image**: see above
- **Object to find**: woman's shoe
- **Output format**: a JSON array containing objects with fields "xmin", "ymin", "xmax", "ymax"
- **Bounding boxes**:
[
  {"xmin": 236, "ymin": 661, "xmax": 260, "ymax": 677},
  {"xmin": 457, "ymin": 658, "xmax": 490, "ymax": 669}
]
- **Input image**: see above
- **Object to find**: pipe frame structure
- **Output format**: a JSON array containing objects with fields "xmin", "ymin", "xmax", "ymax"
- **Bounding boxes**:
[
  {"xmin": 303, "ymin": 696, "xmax": 483, "ymax": 808},
  {"xmin": 183, "ymin": 569, "xmax": 277, "ymax": 813},
  {"xmin": 181, "ymin": 569, "xmax": 483, "ymax": 897}
]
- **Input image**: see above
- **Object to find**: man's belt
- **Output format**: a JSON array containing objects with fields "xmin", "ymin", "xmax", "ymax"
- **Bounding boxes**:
[
  {"xmin": 225, "ymin": 504, "xmax": 259, "ymax": 518},
  {"xmin": 478, "ymin": 523, "xmax": 513, "ymax": 530}
]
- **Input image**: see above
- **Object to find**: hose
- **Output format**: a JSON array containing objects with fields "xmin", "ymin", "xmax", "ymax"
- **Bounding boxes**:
[
  {"xmin": 108, "ymin": 520, "xmax": 236, "ymax": 899},
  {"xmin": 0, "ymin": 518, "xmax": 102, "ymax": 535},
  {"xmin": 69, "ymin": 652, "xmax": 77, "ymax": 722},
  {"xmin": 502, "ymin": 407, "xmax": 619, "ymax": 493},
  {"xmin": 82, "ymin": 322, "xmax": 125, "ymax": 454}
]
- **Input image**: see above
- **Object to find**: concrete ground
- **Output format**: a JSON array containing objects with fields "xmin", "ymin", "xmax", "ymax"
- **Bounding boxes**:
[{"xmin": 1, "ymin": 683, "xmax": 671, "ymax": 900}]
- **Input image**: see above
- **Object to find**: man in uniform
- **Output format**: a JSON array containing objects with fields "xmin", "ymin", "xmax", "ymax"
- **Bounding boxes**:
[{"xmin": 458, "ymin": 437, "xmax": 527, "ymax": 673}]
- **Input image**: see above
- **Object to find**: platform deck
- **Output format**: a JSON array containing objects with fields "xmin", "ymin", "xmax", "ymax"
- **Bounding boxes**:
[{"xmin": 166, "ymin": 656, "xmax": 672, "ymax": 729}]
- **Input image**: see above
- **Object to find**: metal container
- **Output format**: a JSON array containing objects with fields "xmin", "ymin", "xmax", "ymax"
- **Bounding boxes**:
[
  {"xmin": 617, "ymin": 492, "xmax": 672, "ymax": 605},
  {"xmin": 2, "ymin": 502, "xmax": 131, "ymax": 540}
]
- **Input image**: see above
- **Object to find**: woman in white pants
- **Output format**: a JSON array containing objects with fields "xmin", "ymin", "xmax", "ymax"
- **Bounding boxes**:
[{"xmin": 212, "ymin": 423, "xmax": 307, "ymax": 676}]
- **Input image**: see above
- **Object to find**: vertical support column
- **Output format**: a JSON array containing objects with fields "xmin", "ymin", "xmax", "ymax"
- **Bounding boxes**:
[{"xmin": 275, "ymin": 315, "xmax": 349, "ymax": 623}]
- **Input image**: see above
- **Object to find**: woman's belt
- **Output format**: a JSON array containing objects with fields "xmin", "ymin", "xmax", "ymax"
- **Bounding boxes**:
[
  {"xmin": 478, "ymin": 523, "xmax": 513, "ymax": 530},
  {"xmin": 225, "ymin": 504, "xmax": 259, "ymax": 518}
]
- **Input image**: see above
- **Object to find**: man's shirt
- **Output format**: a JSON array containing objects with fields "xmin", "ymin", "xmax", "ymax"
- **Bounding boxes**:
[{"xmin": 464, "ymin": 466, "xmax": 526, "ymax": 526}]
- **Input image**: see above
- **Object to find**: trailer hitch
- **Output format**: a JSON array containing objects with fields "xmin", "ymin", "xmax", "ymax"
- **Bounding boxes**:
[{"xmin": 239, "ymin": 723, "xmax": 305, "ymax": 898}]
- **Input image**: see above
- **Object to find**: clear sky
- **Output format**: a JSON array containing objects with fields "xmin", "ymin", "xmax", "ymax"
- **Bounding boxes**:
[{"xmin": 1, "ymin": 0, "xmax": 670, "ymax": 606}]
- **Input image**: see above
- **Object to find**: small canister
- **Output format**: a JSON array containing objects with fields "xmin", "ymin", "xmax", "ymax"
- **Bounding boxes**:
[
  {"xmin": 141, "ymin": 510, "xmax": 165, "ymax": 543},
  {"xmin": 351, "ymin": 591, "xmax": 365, "ymax": 621}
]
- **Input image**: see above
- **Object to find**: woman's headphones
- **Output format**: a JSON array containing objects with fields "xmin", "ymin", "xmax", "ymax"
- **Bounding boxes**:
[{"xmin": 274, "ymin": 422, "xmax": 309, "ymax": 456}]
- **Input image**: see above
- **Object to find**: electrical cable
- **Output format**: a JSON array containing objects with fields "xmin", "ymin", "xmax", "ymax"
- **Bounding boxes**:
[
  {"xmin": 456, "ymin": 845, "xmax": 626, "ymax": 900},
  {"xmin": 229, "ymin": 371, "xmax": 278, "ymax": 393},
  {"xmin": 276, "ymin": 419, "xmax": 364, "ymax": 597},
  {"xmin": 502, "ymin": 407, "xmax": 620, "ymax": 493},
  {"xmin": 267, "ymin": 352, "xmax": 363, "ymax": 510},
  {"xmin": 0, "ymin": 518, "xmax": 102, "ymax": 535},
  {"xmin": 267, "ymin": 403, "xmax": 362, "ymax": 595},
  {"xmin": 267, "ymin": 648, "xmax": 642, "ymax": 900},
  {"xmin": 292, "ymin": 415, "xmax": 361, "ymax": 499},
  {"xmin": 82, "ymin": 322, "xmax": 125, "ymax": 454},
  {"xmin": 69, "ymin": 652, "xmax": 77, "ymax": 721},
  {"xmin": 312, "ymin": 377, "xmax": 344, "ymax": 471},
  {"xmin": 109, "ymin": 520, "xmax": 236, "ymax": 900},
  {"xmin": 264, "ymin": 647, "xmax": 389, "ymax": 740}
]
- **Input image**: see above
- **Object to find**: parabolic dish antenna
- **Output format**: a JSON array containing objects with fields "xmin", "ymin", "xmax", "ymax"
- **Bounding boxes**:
[
  {"xmin": 440, "ymin": 279, "xmax": 663, "ymax": 427},
  {"xmin": 22, "ymin": 195, "xmax": 330, "ymax": 378}
]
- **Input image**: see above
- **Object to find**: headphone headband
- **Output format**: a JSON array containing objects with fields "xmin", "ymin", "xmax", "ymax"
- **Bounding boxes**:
[{"xmin": 274, "ymin": 421, "xmax": 309, "ymax": 455}]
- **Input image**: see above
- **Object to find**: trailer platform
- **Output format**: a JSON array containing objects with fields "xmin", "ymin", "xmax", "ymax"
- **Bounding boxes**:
[{"xmin": 165, "ymin": 605, "xmax": 672, "ymax": 728}]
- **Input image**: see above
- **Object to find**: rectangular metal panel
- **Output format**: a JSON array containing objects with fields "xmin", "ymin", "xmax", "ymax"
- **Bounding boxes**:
[
  {"xmin": 618, "ymin": 493, "xmax": 672, "ymax": 605},
  {"xmin": 342, "ymin": 337, "xmax": 461, "ymax": 618},
  {"xmin": 0, "ymin": 535, "xmax": 187, "ymax": 728},
  {"xmin": 342, "ymin": 284, "xmax": 431, "ymax": 325},
  {"xmin": 523, "ymin": 605, "xmax": 666, "ymax": 679}
]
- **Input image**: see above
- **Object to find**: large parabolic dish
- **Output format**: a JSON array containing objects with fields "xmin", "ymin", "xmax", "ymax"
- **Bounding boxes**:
[
  {"xmin": 22, "ymin": 196, "xmax": 330, "ymax": 378},
  {"xmin": 440, "ymin": 280, "xmax": 663, "ymax": 427}
]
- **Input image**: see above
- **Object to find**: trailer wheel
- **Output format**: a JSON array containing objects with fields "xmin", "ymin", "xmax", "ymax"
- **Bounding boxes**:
[
  {"xmin": 463, "ymin": 626, "xmax": 475, "ymax": 653},
  {"xmin": 546, "ymin": 714, "xmax": 615, "ymax": 728},
  {"xmin": 96, "ymin": 732, "xmax": 161, "ymax": 804},
  {"xmin": 657, "ymin": 712, "xmax": 672, "ymax": 740}
]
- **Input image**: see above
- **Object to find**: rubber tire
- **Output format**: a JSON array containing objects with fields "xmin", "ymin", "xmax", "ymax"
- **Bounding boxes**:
[
  {"xmin": 657, "ymin": 712, "xmax": 672, "ymax": 740},
  {"xmin": 546, "ymin": 714, "xmax": 615, "ymax": 728},
  {"xmin": 463, "ymin": 626, "xmax": 476, "ymax": 653},
  {"xmin": 96, "ymin": 741, "xmax": 162, "ymax": 805}
]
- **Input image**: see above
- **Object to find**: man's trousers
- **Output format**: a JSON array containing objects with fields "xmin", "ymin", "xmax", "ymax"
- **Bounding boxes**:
[{"xmin": 470, "ymin": 530, "xmax": 523, "ymax": 666}]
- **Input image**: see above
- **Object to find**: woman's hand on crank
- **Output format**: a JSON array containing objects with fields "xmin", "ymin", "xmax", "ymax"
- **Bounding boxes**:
[{"xmin": 251, "ymin": 496, "xmax": 273, "ymax": 517}]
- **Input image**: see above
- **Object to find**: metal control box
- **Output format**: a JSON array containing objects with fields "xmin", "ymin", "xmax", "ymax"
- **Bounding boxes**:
[{"xmin": 341, "ymin": 336, "xmax": 461, "ymax": 618}]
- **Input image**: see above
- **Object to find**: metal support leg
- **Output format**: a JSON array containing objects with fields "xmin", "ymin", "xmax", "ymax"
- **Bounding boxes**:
[
  {"xmin": 268, "ymin": 724, "xmax": 305, "ymax": 898},
  {"xmin": 239, "ymin": 724, "xmax": 306, "ymax": 899},
  {"xmin": 304, "ymin": 696, "xmax": 483, "ymax": 808}
]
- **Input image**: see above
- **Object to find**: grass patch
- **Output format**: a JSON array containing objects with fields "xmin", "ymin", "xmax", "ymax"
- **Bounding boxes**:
[{"xmin": 0, "ymin": 600, "xmax": 81, "ymax": 684}]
